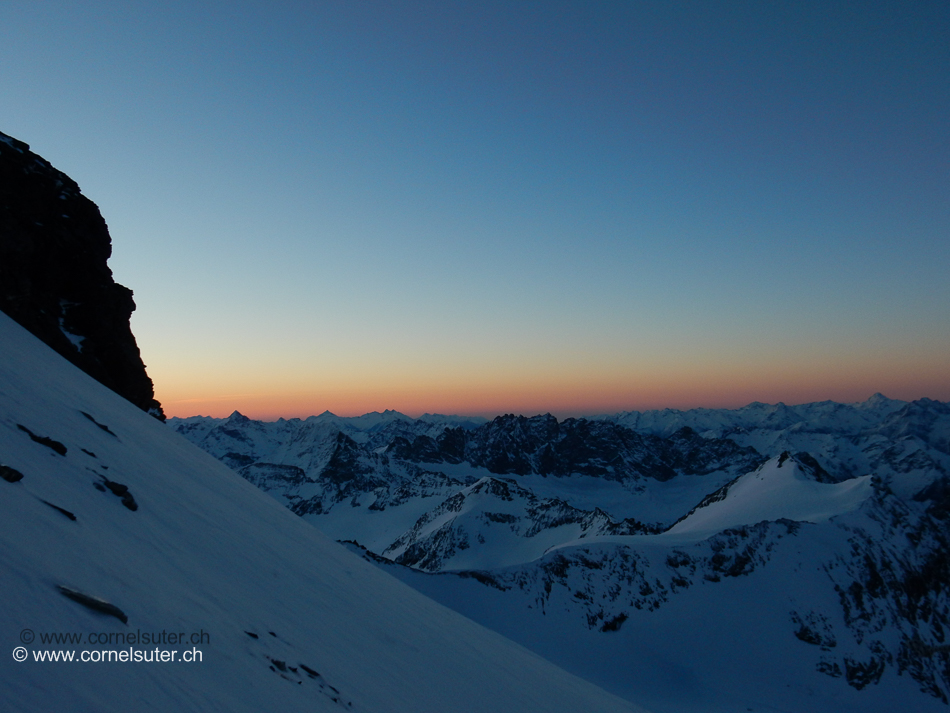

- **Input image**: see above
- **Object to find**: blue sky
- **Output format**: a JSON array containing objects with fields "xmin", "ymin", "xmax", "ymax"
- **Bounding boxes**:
[{"xmin": 2, "ymin": 1, "xmax": 948, "ymax": 418}]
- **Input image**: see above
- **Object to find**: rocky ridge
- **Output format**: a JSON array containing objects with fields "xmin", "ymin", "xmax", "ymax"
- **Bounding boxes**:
[{"xmin": 0, "ymin": 130, "xmax": 163, "ymax": 418}]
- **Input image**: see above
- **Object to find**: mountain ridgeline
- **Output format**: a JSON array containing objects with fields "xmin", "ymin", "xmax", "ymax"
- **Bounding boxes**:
[
  {"xmin": 171, "ymin": 397, "xmax": 950, "ymax": 712},
  {"xmin": 386, "ymin": 413, "xmax": 764, "ymax": 481}
]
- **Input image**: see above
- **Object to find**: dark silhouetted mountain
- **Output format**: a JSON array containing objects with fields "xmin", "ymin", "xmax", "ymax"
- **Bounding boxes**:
[{"xmin": 0, "ymin": 130, "xmax": 163, "ymax": 418}]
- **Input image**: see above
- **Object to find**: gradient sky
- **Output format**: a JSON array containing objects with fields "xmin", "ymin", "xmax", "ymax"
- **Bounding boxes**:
[{"xmin": 2, "ymin": 1, "xmax": 948, "ymax": 419}]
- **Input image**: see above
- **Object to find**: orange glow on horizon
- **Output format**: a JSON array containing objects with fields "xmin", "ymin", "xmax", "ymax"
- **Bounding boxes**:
[
  {"xmin": 156, "ymin": 362, "xmax": 950, "ymax": 421},
  {"xmin": 150, "ymin": 328, "xmax": 950, "ymax": 421}
]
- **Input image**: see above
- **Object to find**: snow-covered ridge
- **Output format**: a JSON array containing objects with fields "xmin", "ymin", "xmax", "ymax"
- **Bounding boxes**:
[{"xmin": 666, "ymin": 452, "xmax": 874, "ymax": 538}]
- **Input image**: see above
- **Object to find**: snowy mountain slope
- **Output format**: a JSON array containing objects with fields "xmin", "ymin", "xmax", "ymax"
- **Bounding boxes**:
[
  {"xmin": 356, "ymin": 489, "xmax": 950, "ymax": 713},
  {"xmin": 379, "ymin": 475, "xmax": 656, "ymax": 572},
  {"xmin": 0, "ymin": 312, "xmax": 642, "ymax": 713},
  {"xmin": 665, "ymin": 453, "xmax": 873, "ymax": 538}
]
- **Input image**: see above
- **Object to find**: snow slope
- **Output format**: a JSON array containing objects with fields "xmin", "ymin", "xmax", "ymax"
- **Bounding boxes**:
[
  {"xmin": 0, "ymin": 312, "xmax": 641, "ymax": 713},
  {"xmin": 666, "ymin": 454, "xmax": 874, "ymax": 539},
  {"xmin": 363, "ymin": 504, "xmax": 948, "ymax": 713}
]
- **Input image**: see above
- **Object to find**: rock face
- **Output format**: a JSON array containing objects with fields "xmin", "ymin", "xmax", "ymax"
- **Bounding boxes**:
[
  {"xmin": 389, "ymin": 415, "xmax": 764, "ymax": 480},
  {"xmin": 0, "ymin": 131, "xmax": 163, "ymax": 418}
]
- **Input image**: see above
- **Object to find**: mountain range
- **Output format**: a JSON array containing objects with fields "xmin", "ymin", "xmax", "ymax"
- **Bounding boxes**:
[{"xmin": 171, "ymin": 396, "xmax": 950, "ymax": 712}]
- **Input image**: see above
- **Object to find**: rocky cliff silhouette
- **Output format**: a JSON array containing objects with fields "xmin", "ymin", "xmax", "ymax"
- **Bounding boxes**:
[{"xmin": 0, "ymin": 130, "xmax": 164, "ymax": 418}]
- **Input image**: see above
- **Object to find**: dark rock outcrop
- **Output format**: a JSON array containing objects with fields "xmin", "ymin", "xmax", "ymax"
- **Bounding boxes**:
[
  {"xmin": 57, "ymin": 585, "xmax": 128, "ymax": 624},
  {"xmin": 0, "ymin": 464, "xmax": 25, "ymax": 483},
  {"xmin": 388, "ymin": 414, "xmax": 764, "ymax": 482},
  {"xmin": 0, "ymin": 130, "xmax": 163, "ymax": 418}
]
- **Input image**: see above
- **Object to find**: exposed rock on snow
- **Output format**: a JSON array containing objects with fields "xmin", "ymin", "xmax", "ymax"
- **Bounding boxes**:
[{"xmin": 57, "ymin": 586, "xmax": 128, "ymax": 624}]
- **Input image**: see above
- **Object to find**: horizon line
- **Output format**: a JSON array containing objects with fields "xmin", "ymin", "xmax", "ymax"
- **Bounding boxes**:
[{"xmin": 163, "ymin": 391, "xmax": 932, "ymax": 423}]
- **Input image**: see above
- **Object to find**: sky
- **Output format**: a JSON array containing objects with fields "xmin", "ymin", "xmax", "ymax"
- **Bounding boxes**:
[{"xmin": 1, "ymin": 1, "xmax": 948, "ymax": 419}]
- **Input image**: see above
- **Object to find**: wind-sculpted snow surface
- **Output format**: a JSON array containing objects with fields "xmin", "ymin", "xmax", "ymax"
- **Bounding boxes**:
[
  {"xmin": 172, "ymin": 393, "xmax": 950, "ymax": 712},
  {"xmin": 0, "ymin": 312, "xmax": 642, "ymax": 713}
]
